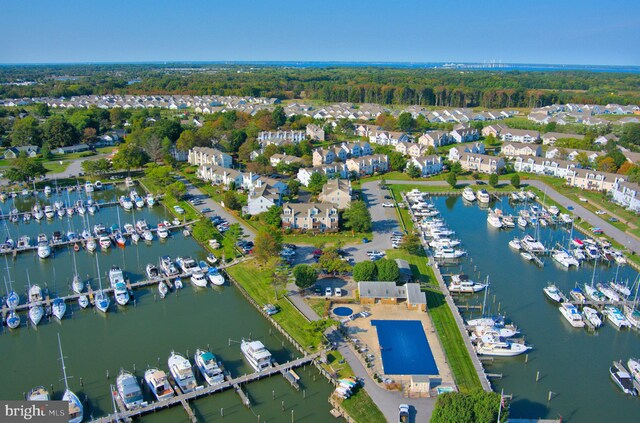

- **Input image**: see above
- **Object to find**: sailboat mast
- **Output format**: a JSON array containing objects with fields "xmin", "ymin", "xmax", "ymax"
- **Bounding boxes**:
[
  {"xmin": 95, "ymin": 253, "xmax": 103, "ymax": 290},
  {"xmin": 590, "ymin": 256, "xmax": 598, "ymax": 287},
  {"xmin": 57, "ymin": 334, "xmax": 70, "ymax": 391}
]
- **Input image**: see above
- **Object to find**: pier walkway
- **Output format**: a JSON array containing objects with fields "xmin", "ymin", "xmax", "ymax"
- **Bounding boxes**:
[{"xmin": 91, "ymin": 353, "xmax": 321, "ymax": 423}]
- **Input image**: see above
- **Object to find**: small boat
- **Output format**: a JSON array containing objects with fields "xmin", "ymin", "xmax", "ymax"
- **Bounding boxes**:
[
  {"xmin": 191, "ymin": 272, "xmax": 208, "ymax": 287},
  {"xmin": 123, "ymin": 223, "xmax": 135, "ymax": 234},
  {"xmin": 628, "ymin": 358, "xmax": 640, "ymax": 386},
  {"xmin": 78, "ymin": 295, "xmax": 89, "ymax": 309},
  {"xmin": 146, "ymin": 194, "xmax": 156, "ymax": 206},
  {"xmin": 27, "ymin": 386, "xmax": 50, "ymax": 401},
  {"xmin": 144, "ymin": 368, "xmax": 175, "ymax": 401},
  {"xmin": 487, "ymin": 212, "xmax": 503, "ymax": 229},
  {"xmin": 157, "ymin": 223, "xmax": 169, "ymax": 239},
  {"xmin": 131, "ymin": 233, "xmax": 140, "ymax": 244},
  {"xmin": 115, "ymin": 231, "xmax": 126, "ymax": 247},
  {"xmin": 116, "ymin": 369, "xmax": 145, "ymax": 410},
  {"xmin": 158, "ymin": 281, "xmax": 168, "ymax": 298},
  {"xmin": 52, "ymin": 298, "xmax": 67, "ymax": 320},
  {"xmin": 597, "ymin": 283, "xmax": 621, "ymax": 302},
  {"xmin": 44, "ymin": 186, "xmax": 52, "ymax": 196},
  {"xmin": 85, "ymin": 181, "xmax": 94, "ymax": 193},
  {"xmin": 569, "ymin": 287, "xmax": 586, "ymax": 304},
  {"xmin": 207, "ymin": 267, "xmax": 225, "ymax": 286},
  {"xmin": 603, "ymin": 305, "xmax": 631, "ymax": 329},
  {"xmin": 610, "ymin": 281, "xmax": 631, "ymax": 297},
  {"xmin": 195, "ymin": 349, "xmax": 225, "ymax": 386},
  {"xmin": 168, "ymin": 352, "xmax": 198, "ymax": 394},
  {"xmin": 559, "ymin": 303, "xmax": 585, "ymax": 328},
  {"xmin": 37, "ymin": 241, "xmax": 51, "ymax": 259},
  {"xmin": 520, "ymin": 251, "xmax": 534, "ymax": 261},
  {"xmin": 462, "ymin": 186, "xmax": 476, "ymax": 202},
  {"xmin": 241, "ymin": 339, "xmax": 273, "ymax": 371},
  {"xmin": 99, "ymin": 235, "xmax": 111, "ymax": 249},
  {"xmin": 582, "ymin": 306, "xmax": 602, "ymax": 328},
  {"xmin": 508, "ymin": 238, "xmax": 521, "ymax": 250},
  {"xmin": 610, "ymin": 361, "xmax": 637, "ymax": 396},
  {"xmin": 6, "ymin": 310, "xmax": 20, "ymax": 329},
  {"xmin": 146, "ymin": 263, "xmax": 160, "ymax": 279},
  {"xmin": 86, "ymin": 238, "xmax": 97, "ymax": 252},
  {"xmin": 584, "ymin": 284, "xmax": 606, "ymax": 302},
  {"xmin": 120, "ymin": 196, "xmax": 133, "ymax": 211},
  {"xmin": 543, "ymin": 284, "xmax": 566, "ymax": 303},
  {"xmin": 206, "ymin": 254, "xmax": 218, "ymax": 264},
  {"xmin": 174, "ymin": 278, "xmax": 183, "ymax": 289},
  {"xmin": 548, "ymin": 205, "xmax": 559, "ymax": 215},
  {"xmin": 142, "ymin": 229, "xmax": 153, "ymax": 242}
]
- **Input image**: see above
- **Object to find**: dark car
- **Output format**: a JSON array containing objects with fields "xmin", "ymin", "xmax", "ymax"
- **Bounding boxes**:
[{"xmin": 201, "ymin": 207, "xmax": 212, "ymax": 213}]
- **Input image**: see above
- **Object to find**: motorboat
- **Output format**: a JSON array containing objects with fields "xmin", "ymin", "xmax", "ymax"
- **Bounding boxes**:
[
  {"xmin": 475, "ymin": 335, "xmax": 531, "ymax": 356},
  {"xmin": 559, "ymin": 213, "xmax": 573, "ymax": 224},
  {"xmin": 501, "ymin": 215, "xmax": 515, "ymax": 228},
  {"xmin": 157, "ymin": 223, "xmax": 169, "ymax": 239},
  {"xmin": 44, "ymin": 205, "xmax": 55, "ymax": 219},
  {"xmin": 543, "ymin": 284, "xmax": 566, "ymax": 303},
  {"xmin": 552, "ymin": 250, "xmax": 579, "ymax": 268},
  {"xmin": 433, "ymin": 247, "xmax": 465, "ymax": 259},
  {"xmin": 160, "ymin": 256, "xmax": 179, "ymax": 276},
  {"xmin": 142, "ymin": 229, "xmax": 153, "ymax": 242},
  {"xmin": 117, "ymin": 369, "xmax": 145, "ymax": 410},
  {"xmin": 448, "ymin": 274, "xmax": 486, "ymax": 293},
  {"xmin": 146, "ymin": 194, "xmax": 156, "ymax": 207},
  {"xmin": 131, "ymin": 233, "xmax": 140, "ymax": 244},
  {"xmin": 114, "ymin": 282, "xmax": 130, "ymax": 306},
  {"xmin": 467, "ymin": 316, "xmax": 506, "ymax": 329},
  {"xmin": 628, "ymin": 358, "xmax": 640, "ymax": 386},
  {"xmin": 429, "ymin": 237, "xmax": 461, "ymax": 249},
  {"xmin": 86, "ymin": 237, "xmax": 97, "ymax": 252},
  {"xmin": 176, "ymin": 256, "xmax": 198, "ymax": 275},
  {"xmin": 87, "ymin": 204, "xmax": 97, "ymax": 215},
  {"xmin": 125, "ymin": 177, "xmax": 134, "ymax": 187},
  {"xmin": 168, "ymin": 352, "xmax": 198, "ymax": 394},
  {"xmin": 27, "ymin": 386, "xmax": 50, "ymax": 401},
  {"xmin": 476, "ymin": 189, "xmax": 490, "ymax": 203},
  {"xmin": 52, "ymin": 298, "xmax": 66, "ymax": 320},
  {"xmin": 99, "ymin": 235, "xmax": 111, "ymax": 249},
  {"xmin": 146, "ymin": 263, "xmax": 160, "ymax": 279},
  {"xmin": 508, "ymin": 238, "xmax": 521, "ymax": 250},
  {"xmin": 470, "ymin": 324, "xmax": 519, "ymax": 340},
  {"xmin": 195, "ymin": 349, "xmax": 225, "ymax": 386},
  {"xmin": 597, "ymin": 283, "xmax": 621, "ymax": 302},
  {"xmin": 6, "ymin": 310, "xmax": 20, "ymax": 329},
  {"xmin": 78, "ymin": 295, "xmax": 89, "ymax": 309},
  {"xmin": 610, "ymin": 361, "xmax": 637, "ymax": 396},
  {"xmin": 548, "ymin": 205, "xmax": 559, "ymax": 215},
  {"xmin": 135, "ymin": 196, "xmax": 145, "ymax": 209},
  {"xmin": 29, "ymin": 283, "xmax": 43, "ymax": 303},
  {"xmin": 144, "ymin": 368, "xmax": 175, "ymax": 401},
  {"xmin": 33, "ymin": 207, "xmax": 44, "ymax": 221},
  {"xmin": 572, "ymin": 238, "xmax": 584, "ymax": 248},
  {"xmin": 559, "ymin": 303, "xmax": 585, "ymax": 328},
  {"xmin": 462, "ymin": 187, "xmax": 476, "ymax": 202},
  {"xmin": 158, "ymin": 281, "xmax": 168, "ymax": 298},
  {"xmin": 520, "ymin": 251, "xmax": 534, "ymax": 261},
  {"xmin": 569, "ymin": 287, "xmax": 586, "ymax": 304},
  {"xmin": 120, "ymin": 196, "xmax": 134, "ymax": 211},
  {"xmin": 37, "ymin": 241, "xmax": 51, "ymax": 259},
  {"xmin": 174, "ymin": 278, "xmax": 183, "ymax": 289},
  {"xmin": 584, "ymin": 284, "xmax": 606, "ymax": 302},
  {"xmin": 191, "ymin": 272, "xmax": 208, "ymax": 287},
  {"xmin": 206, "ymin": 254, "xmax": 218, "ymax": 264},
  {"xmin": 487, "ymin": 212, "xmax": 503, "ymax": 229},
  {"xmin": 585, "ymin": 245, "xmax": 601, "ymax": 260},
  {"xmin": 582, "ymin": 306, "xmax": 602, "ymax": 328},
  {"xmin": 43, "ymin": 186, "xmax": 52, "ymax": 196},
  {"xmin": 115, "ymin": 231, "xmax": 126, "ymax": 247},
  {"xmin": 207, "ymin": 267, "xmax": 225, "ymax": 286},
  {"xmin": 602, "ymin": 305, "xmax": 631, "ymax": 329},
  {"xmin": 85, "ymin": 181, "xmax": 94, "ymax": 193},
  {"xmin": 123, "ymin": 223, "xmax": 135, "ymax": 234},
  {"xmin": 521, "ymin": 235, "xmax": 545, "ymax": 253},
  {"xmin": 58, "ymin": 335, "xmax": 83, "ymax": 423},
  {"xmin": 241, "ymin": 340, "xmax": 273, "ymax": 371},
  {"xmin": 623, "ymin": 305, "xmax": 640, "ymax": 329},
  {"xmin": 613, "ymin": 252, "xmax": 627, "ymax": 265}
]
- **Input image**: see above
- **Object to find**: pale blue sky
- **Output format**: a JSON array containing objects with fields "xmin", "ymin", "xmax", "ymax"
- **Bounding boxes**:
[{"xmin": 1, "ymin": 0, "xmax": 638, "ymax": 65}]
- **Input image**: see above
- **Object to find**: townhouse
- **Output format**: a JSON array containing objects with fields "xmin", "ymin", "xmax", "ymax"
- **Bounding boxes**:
[
  {"xmin": 318, "ymin": 179, "xmax": 353, "ymax": 209},
  {"xmin": 258, "ymin": 130, "xmax": 306, "ymax": 146},
  {"xmin": 611, "ymin": 181, "xmax": 640, "ymax": 212},
  {"xmin": 188, "ymin": 147, "xmax": 233, "ymax": 168},
  {"xmin": 565, "ymin": 169, "xmax": 626, "ymax": 193},
  {"xmin": 345, "ymin": 154, "xmax": 389, "ymax": 176},
  {"xmin": 406, "ymin": 155, "xmax": 443, "ymax": 176},
  {"xmin": 513, "ymin": 156, "xmax": 580, "ymax": 178},
  {"xmin": 541, "ymin": 132, "xmax": 585, "ymax": 145},
  {"xmin": 269, "ymin": 154, "xmax": 304, "ymax": 167},
  {"xmin": 280, "ymin": 202, "xmax": 339, "ymax": 231},
  {"xmin": 306, "ymin": 124, "xmax": 325, "ymax": 141},
  {"xmin": 545, "ymin": 148, "xmax": 603, "ymax": 163},
  {"xmin": 339, "ymin": 141, "xmax": 373, "ymax": 158},
  {"xmin": 418, "ymin": 131, "xmax": 452, "ymax": 148},
  {"xmin": 243, "ymin": 183, "xmax": 282, "ymax": 216},
  {"xmin": 499, "ymin": 128, "xmax": 540, "ymax": 143},
  {"xmin": 368, "ymin": 130, "xmax": 410, "ymax": 146},
  {"xmin": 501, "ymin": 142, "xmax": 542, "ymax": 157},
  {"xmin": 297, "ymin": 164, "xmax": 349, "ymax": 186}
]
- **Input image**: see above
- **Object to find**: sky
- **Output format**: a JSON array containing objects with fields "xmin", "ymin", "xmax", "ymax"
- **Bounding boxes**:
[{"xmin": 1, "ymin": 0, "xmax": 639, "ymax": 66}]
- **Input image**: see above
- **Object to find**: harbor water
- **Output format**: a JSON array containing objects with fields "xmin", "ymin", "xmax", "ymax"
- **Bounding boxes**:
[
  {"xmin": 431, "ymin": 195, "xmax": 640, "ymax": 422},
  {"xmin": 0, "ymin": 186, "xmax": 335, "ymax": 422}
]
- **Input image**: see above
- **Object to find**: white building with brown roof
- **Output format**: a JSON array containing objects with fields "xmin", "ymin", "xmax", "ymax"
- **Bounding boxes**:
[
  {"xmin": 346, "ymin": 154, "xmax": 389, "ymax": 176},
  {"xmin": 450, "ymin": 152, "xmax": 504, "ymax": 174},
  {"xmin": 281, "ymin": 202, "xmax": 339, "ymax": 231},
  {"xmin": 501, "ymin": 142, "xmax": 542, "ymax": 157},
  {"xmin": 407, "ymin": 155, "xmax": 443, "ymax": 176},
  {"xmin": 565, "ymin": 169, "xmax": 626, "ymax": 193},
  {"xmin": 418, "ymin": 131, "xmax": 452, "ymax": 147},
  {"xmin": 318, "ymin": 179, "xmax": 352, "ymax": 209},
  {"xmin": 306, "ymin": 124, "xmax": 325, "ymax": 141},
  {"xmin": 611, "ymin": 181, "xmax": 640, "ymax": 212},
  {"xmin": 499, "ymin": 128, "xmax": 540, "ymax": 143}
]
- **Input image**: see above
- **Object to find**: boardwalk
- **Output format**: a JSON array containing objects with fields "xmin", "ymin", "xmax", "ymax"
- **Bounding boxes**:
[{"xmin": 91, "ymin": 353, "xmax": 321, "ymax": 423}]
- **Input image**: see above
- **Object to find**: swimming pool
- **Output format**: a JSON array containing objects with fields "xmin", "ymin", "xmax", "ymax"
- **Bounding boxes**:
[
  {"xmin": 372, "ymin": 320, "xmax": 439, "ymax": 375},
  {"xmin": 333, "ymin": 307, "xmax": 353, "ymax": 317}
]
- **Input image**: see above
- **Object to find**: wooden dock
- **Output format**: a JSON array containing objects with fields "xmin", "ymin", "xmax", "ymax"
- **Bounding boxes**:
[{"xmin": 90, "ymin": 353, "xmax": 321, "ymax": 423}]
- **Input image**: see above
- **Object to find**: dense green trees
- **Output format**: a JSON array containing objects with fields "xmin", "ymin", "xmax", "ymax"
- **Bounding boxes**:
[
  {"xmin": 510, "ymin": 173, "xmax": 520, "ymax": 188},
  {"xmin": 11, "ymin": 116, "xmax": 41, "ymax": 146},
  {"xmin": 111, "ymin": 141, "xmax": 149, "ymax": 172},
  {"xmin": 342, "ymin": 200, "xmax": 372, "ymax": 233},
  {"xmin": 446, "ymin": 172, "xmax": 457, "ymax": 188},
  {"xmin": 253, "ymin": 227, "xmax": 283, "ymax": 265},
  {"xmin": 489, "ymin": 173, "xmax": 499, "ymax": 188},
  {"xmin": 400, "ymin": 231, "xmax": 423, "ymax": 255},
  {"xmin": 430, "ymin": 390, "xmax": 508, "ymax": 423},
  {"xmin": 308, "ymin": 172, "xmax": 327, "ymax": 195},
  {"xmin": 375, "ymin": 258, "xmax": 400, "ymax": 282},
  {"xmin": 4, "ymin": 153, "xmax": 47, "ymax": 182},
  {"xmin": 293, "ymin": 264, "xmax": 318, "ymax": 289},
  {"xmin": 353, "ymin": 261, "xmax": 378, "ymax": 281},
  {"xmin": 82, "ymin": 158, "xmax": 111, "ymax": 176}
]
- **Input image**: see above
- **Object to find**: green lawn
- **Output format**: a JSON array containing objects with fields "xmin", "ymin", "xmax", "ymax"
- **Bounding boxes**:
[
  {"xmin": 307, "ymin": 298, "xmax": 331, "ymax": 318},
  {"xmin": 283, "ymin": 232, "xmax": 371, "ymax": 247},
  {"xmin": 425, "ymin": 288, "xmax": 483, "ymax": 393},
  {"xmin": 340, "ymin": 389, "xmax": 387, "ymax": 423},
  {"xmin": 43, "ymin": 160, "xmax": 72, "ymax": 174},
  {"xmin": 385, "ymin": 249, "xmax": 435, "ymax": 284}
]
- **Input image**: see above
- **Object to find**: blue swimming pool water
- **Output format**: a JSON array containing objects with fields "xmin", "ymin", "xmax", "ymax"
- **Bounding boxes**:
[
  {"xmin": 333, "ymin": 307, "xmax": 353, "ymax": 317},
  {"xmin": 372, "ymin": 320, "xmax": 439, "ymax": 375}
]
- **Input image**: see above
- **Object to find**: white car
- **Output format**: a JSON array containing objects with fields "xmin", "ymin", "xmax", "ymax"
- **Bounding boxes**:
[
  {"xmin": 578, "ymin": 197, "xmax": 588, "ymax": 202},
  {"xmin": 325, "ymin": 287, "xmax": 333, "ymax": 297},
  {"xmin": 173, "ymin": 205, "xmax": 185, "ymax": 214},
  {"xmin": 382, "ymin": 202, "xmax": 394, "ymax": 208},
  {"xmin": 335, "ymin": 288, "xmax": 342, "ymax": 297},
  {"xmin": 595, "ymin": 210, "xmax": 605, "ymax": 215}
]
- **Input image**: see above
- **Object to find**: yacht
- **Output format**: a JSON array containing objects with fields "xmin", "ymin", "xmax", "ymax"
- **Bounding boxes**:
[
  {"xmin": 433, "ymin": 247, "xmax": 465, "ymax": 259},
  {"xmin": 470, "ymin": 324, "xmax": 519, "ymax": 340},
  {"xmin": 610, "ymin": 361, "xmax": 637, "ymax": 396},
  {"xmin": 559, "ymin": 303, "xmax": 585, "ymax": 328},
  {"xmin": 475, "ymin": 335, "xmax": 531, "ymax": 356},
  {"xmin": 448, "ymin": 274, "xmax": 486, "ymax": 293},
  {"xmin": 543, "ymin": 284, "xmax": 566, "ymax": 303},
  {"xmin": 582, "ymin": 306, "xmax": 602, "ymax": 328},
  {"xmin": 462, "ymin": 187, "xmax": 476, "ymax": 202},
  {"xmin": 467, "ymin": 316, "xmax": 506, "ymax": 329},
  {"xmin": 158, "ymin": 281, "xmax": 168, "ymax": 298},
  {"xmin": 584, "ymin": 284, "xmax": 606, "ymax": 302},
  {"xmin": 44, "ymin": 205, "xmax": 55, "ymax": 220},
  {"xmin": 429, "ymin": 237, "xmax": 461, "ymax": 249},
  {"xmin": 146, "ymin": 264, "xmax": 160, "ymax": 279},
  {"xmin": 6, "ymin": 310, "xmax": 20, "ymax": 329},
  {"xmin": 58, "ymin": 335, "xmax": 83, "ymax": 423},
  {"xmin": 176, "ymin": 257, "xmax": 198, "ymax": 275},
  {"xmin": 37, "ymin": 241, "xmax": 51, "ymax": 259},
  {"xmin": 521, "ymin": 235, "xmax": 546, "ymax": 253},
  {"xmin": 27, "ymin": 386, "xmax": 50, "ymax": 401},
  {"xmin": 627, "ymin": 358, "xmax": 640, "ymax": 386},
  {"xmin": 146, "ymin": 194, "xmax": 156, "ymax": 207},
  {"xmin": 99, "ymin": 235, "xmax": 111, "ymax": 249},
  {"xmin": 623, "ymin": 305, "xmax": 640, "ymax": 329},
  {"xmin": 548, "ymin": 205, "xmax": 560, "ymax": 215},
  {"xmin": 117, "ymin": 369, "xmax": 145, "ymax": 410},
  {"xmin": 142, "ymin": 229, "xmax": 153, "ymax": 242},
  {"xmin": 603, "ymin": 305, "xmax": 631, "ymax": 329},
  {"xmin": 52, "ymin": 298, "xmax": 66, "ymax": 320},
  {"xmin": 195, "ymin": 349, "xmax": 225, "ymax": 386},
  {"xmin": 124, "ymin": 223, "xmax": 135, "ymax": 234},
  {"xmin": 241, "ymin": 340, "xmax": 273, "ymax": 371},
  {"xmin": 501, "ymin": 215, "xmax": 515, "ymax": 228},
  {"xmin": 207, "ymin": 267, "xmax": 225, "ymax": 286},
  {"xmin": 86, "ymin": 237, "xmax": 97, "ymax": 252},
  {"xmin": 487, "ymin": 212, "xmax": 503, "ymax": 229},
  {"xmin": 157, "ymin": 223, "xmax": 169, "ymax": 239},
  {"xmin": 168, "ymin": 352, "xmax": 198, "ymax": 394},
  {"xmin": 552, "ymin": 250, "xmax": 579, "ymax": 268},
  {"xmin": 160, "ymin": 256, "xmax": 179, "ymax": 276},
  {"xmin": 144, "ymin": 368, "xmax": 175, "ymax": 401},
  {"xmin": 476, "ymin": 189, "xmax": 490, "ymax": 203},
  {"xmin": 85, "ymin": 181, "xmax": 94, "ymax": 193},
  {"xmin": 120, "ymin": 196, "xmax": 134, "ymax": 211},
  {"xmin": 508, "ymin": 238, "xmax": 521, "ymax": 250},
  {"xmin": 191, "ymin": 272, "xmax": 208, "ymax": 287}
]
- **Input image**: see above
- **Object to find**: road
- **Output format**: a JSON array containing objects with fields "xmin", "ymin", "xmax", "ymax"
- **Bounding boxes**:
[{"xmin": 386, "ymin": 179, "xmax": 640, "ymax": 255}]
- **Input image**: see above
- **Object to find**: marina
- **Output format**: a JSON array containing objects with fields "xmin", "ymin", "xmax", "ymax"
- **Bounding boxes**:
[{"xmin": 421, "ymin": 194, "xmax": 640, "ymax": 422}]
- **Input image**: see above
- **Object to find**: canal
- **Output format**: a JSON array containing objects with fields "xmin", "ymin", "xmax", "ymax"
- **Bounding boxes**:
[
  {"xmin": 0, "ymin": 185, "xmax": 335, "ymax": 422},
  {"xmin": 431, "ymin": 195, "xmax": 639, "ymax": 422}
]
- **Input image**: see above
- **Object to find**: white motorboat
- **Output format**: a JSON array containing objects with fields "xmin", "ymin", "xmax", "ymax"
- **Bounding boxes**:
[
  {"xmin": 44, "ymin": 205, "xmax": 55, "ymax": 219},
  {"xmin": 241, "ymin": 340, "xmax": 273, "ymax": 371},
  {"xmin": 125, "ymin": 177, "xmax": 134, "ymax": 187},
  {"xmin": 52, "ymin": 298, "xmax": 66, "ymax": 320},
  {"xmin": 157, "ymin": 223, "xmax": 169, "ymax": 239},
  {"xmin": 123, "ymin": 223, "xmax": 135, "ymax": 234},
  {"xmin": 168, "ymin": 352, "xmax": 198, "ymax": 394},
  {"xmin": 144, "ymin": 368, "xmax": 175, "ymax": 401},
  {"xmin": 597, "ymin": 283, "xmax": 621, "ymax": 302},
  {"xmin": 87, "ymin": 204, "xmax": 97, "ymax": 215},
  {"xmin": 142, "ymin": 230, "xmax": 153, "ymax": 241},
  {"xmin": 195, "ymin": 349, "xmax": 225, "ymax": 386},
  {"xmin": 433, "ymin": 247, "xmax": 465, "ymax": 259},
  {"xmin": 27, "ymin": 386, "xmax": 50, "ymax": 401},
  {"xmin": 58, "ymin": 335, "xmax": 83, "ymax": 423},
  {"xmin": 429, "ymin": 237, "xmax": 461, "ymax": 249},
  {"xmin": 548, "ymin": 205, "xmax": 559, "ymax": 215},
  {"xmin": 6, "ymin": 310, "xmax": 20, "ymax": 329},
  {"xmin": 191, "ymin": 272, "xmax": 208, "ymax": 287},
  {"xmin": 86, "ymin": 237, "xmax": 97, "ymax": 252},
  {"xmin": 158, "ymin": 281, "xmax": 168, "ymax": 298},
  {"xmin": 543, "ymin": 284, "xmax": 566, "ymax": 303},
  {"xmin": 207, "ymin": 267, "xmax": 225, "ymax": 286},
  {"xmin": 552, "ymin": 250, "xmax": 579, "ymax": 268},
  {"xmin": 475, "ymin": 335, "xmax": 531, "ymax": 356},
  {"xmin": 78, "ymin": 295, "xmax": 89, "ymax": 309},
  {"xmin": 37, "ymin": 241, "xmax": 51, "ymax": 259},
  {"xmin": 43, "ymin": 186, "xmax": 52, "ymax": 196},
  {"xmin": 584, "ymin": 284, "xmax": 606, "ymax": 302},
  {"xmin": 131, "ymin": 233, "xmax": 140, "ymax": 244},
  {"xmin": 521, "ymin": 235, "xmax": 545, "ymax": 253},
  {"xmin": 509, "ymin": 238, "xmax": 522, "ymax": 250},
  {"xmin": 136, "ymin": 220, "xmax": 150, "ymax": 232},
  {"xmin": 476, "ymin": 189, "xmax": 490, "ymax": 203},
  {"xmin": 120, "ymin": 196, "xmax": 134, "ymax": 211},
  {"xmin": 520, "ymin": 251, "xmax": 534, "ymax": 261},
  {"xmin": 85, "ymin": 181, "xmax": 94, "ymax": 193},
  {"xmin": 582, "ymin": 306, "xmax": 602, "ymax": 328},
  {"xmin": 146, "ymin": 194, "xmax": 156, "ymax": 206},
  {"xmin": 613, "ymin": 252, "xmax": 627, "ymax": 265},
  {"xmin": 627, "ymin": 358, "xmax": 640, "ymax": 386},
  {"xmin": 462, "ymin": 187, "xmax": 476, "ymax": 202},
  {"xmin": 603, "ymin": 305, "xmax": 631, "ymax": 329},
  {"xmin": 487, "ymin": 212, "xmax": 503, "ymax": 229},
  {"xmin": 448, "ymin": 274, "xmax": 486, "ymax": 293},
  {"xmin": 501, "ymin": 215, "xmax": 515, "ymax": 228},
  {"xmin": 570, "ymin": 287, "xmax": 586, "ymax": 304},
  {"xmin": 559, "ymin": 213, "xmax": 573, "ymax": 224},
  {"xmin": 99, "ymin": 235, "xmax": 111, "ymax": 249},
  {"xmin": 160, "ymin": 256, "xmax": 180, "ymax": 276},
  {"xmin": 33, "ymin": 208, "xmax": 44, "ymax": 221},
  {"xmin": 174, "ymin": 278, "xmax": 183, "ymax": 289},
  {"xmin": 117, "ymin": 369, "xmax": 145, "ymax": 410},
  {"xmin": 176, "ymin": 256, "xmax": 198, "ymax": 275},
  {"xmin": 610, "ymin": 361, "xmax": 637, "ymax": 396},
  {"xmin": 135, "ymin": 196, "xmax": 145, "ymax": 209},
  {"xmin": 146, "ymin": 263, "xmax": 160, "ymax": 279},
  {"xmin": 559, "ymin": 303, "xmax": 585, "ymax": 328}
]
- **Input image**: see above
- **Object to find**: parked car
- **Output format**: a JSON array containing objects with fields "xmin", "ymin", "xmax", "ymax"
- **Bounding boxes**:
[
  {"xmin": 335, "ymin": 288, "xmax": 342, "ymax": 297},
  {"xmin": 201, "ymin": 207, "xmax": 212, "ymax": 213},
  {"xmin": 609, "ymin": 217, "xmax": 619, "ymax": 222},
  {"xmin": 595, "ymin": 210, "xmax": 605, "ymax": 215},
  {"xmin": 325, "ymin": 287, "xmax": 333, "ymax": 297},
  {"xmin": 173, "ymin": 205, "xmax": 185, "ymax": 214},
  {"xmin": 399, "ymin": 404, "xmax": 410, "ymax": 423},
  {"xmin": 314, "ymin": 286, "xmax": 322, "ymax": 295},
  {"xmin": 382, "ymin": 202, "xmax": 394, "ymax": 208},
  {"xmin": 362, "ymin": 238, "xmax": 369, "ymax": 244},
  {"xmin": 578, "ymin": 197, "xmax": 588, "ymax": 202}
]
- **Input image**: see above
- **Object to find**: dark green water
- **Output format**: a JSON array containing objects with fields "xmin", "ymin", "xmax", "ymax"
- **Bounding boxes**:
[
  {"xmin": 431, "ymin": 196, "xmax": 640, "ymax": 422},
  {"xmin": 0, "ymin": 187, "xmax": 334, "ymax": 422}
]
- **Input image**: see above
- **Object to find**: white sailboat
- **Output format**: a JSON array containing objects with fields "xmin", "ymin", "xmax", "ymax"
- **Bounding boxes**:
[
  {"xmin": 58, "ymin": 334, "xmax": 84, "ymax": 423},
  {"xmin": 27, "ymin": 271, "xmax": 44, "ymax": 327},
  {"xmin": 94, "ymin": 254, "xmax": 110, "ymax": 313}
]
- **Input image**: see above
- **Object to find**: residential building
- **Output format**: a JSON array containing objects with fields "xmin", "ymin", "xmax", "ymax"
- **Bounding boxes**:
[
  {"xmin": 3, "ymin": 145, "xmax": 39, "ymax": 159},
  {"xmin": 407, "ymin": 143, "xmax": 429, "ymax": 158},
  {"xmin": 197, "ymin": 165, "xmax": 260, "ymax": 190},
  {"xmin": 357, "ymin": 281, "xmax": 427, "ymax": 312},
  {"xmin": 407, "ymin": 155, "xmax": 443, "ymax": 176},
  {"xmin": 499, "ymin": 128, "xmax": 540, "ymax": 143},
  {"xmin": 513, "ymin": 156, "xmax": 580, "ymax": 178},
  {"xmin": 340, "ymin": 141, "xmax": 372, "ymax": 158},
  {"xmin": 188, "ymin": 147, "xmax": 233, "ymax": 168},
  {"xmin": 501, "ymin": 142, "xmax": 542, "ymax": 157},
  {"xmin": 280, "ymin": 202, "xmax": 339, "ymax": 231},
  {"xmin": 346, "ymin": 154, "xmax": 389, "ymax": 176},
  {"xmin": 269, "ymin": 154, "xmax": 304, "ymax": 167},
  {"xmin": 621, "ymin": 149, "xmax": 640, "ymax": 165},
  {"xmin": 450, "ymin": 124, "xmax": 480, "ymax": 143},
  {"xmin": 611, "ymin": 181, "xmax": 640, "ymax": 212},
  {"xmin": 418, "ymin": 131, "xmax": 451, "ymax": 147},
  {"xmin": 354, "ymin": 123, "xmax": 380, "ymax": 138},
  {"xmin": 541, "ymin": 132, "xmax": 585, "ymax": 145},
  {"xmin": 243, "ymin": 183, "xmax": 282, "ymax": 216},
  {"xmin": 594, "ymin": 134, "xmax": 619, "ymax": 146},
  {"xmin": 312, "ymin": 148, "xmax": 340, "ymax": 166},
  {"xmin": 306, "ymin": 124, "xmax": 325, "ymax": 141},
  {"xmin": 258, "ymin": 130, "xmax": 306, "ymax": 145},
  {"xmin": 565, "ymin": 169, "xmax": 626, "ymax": 193},
  {"xmin": 449, "ymin": 151, "xmax": 504, "ymax": 174},
  {"xmin": 546, "ymin": 148, "xmax": 603, "ymax": 163},
  {"xmin": 296, "ymin": 164, "xmax": 348, "ymax": 186},
  {"xmin": 318, "ymin": 179, "xmax": 352, "ymax": 209},
  {"xmin": 54, "ymin": 144, "xmax": 91, "ymax": 155},
  {"xmin": 447, "ymin": 144, "xmax": 486, "ymax": 161},
  {"xmin": 481, "ymin": 124, "xmax": 507, "ymax": 138},
  {"xmin": 369, "ymin": 130, "xmax": 409, "ymax": 146}
]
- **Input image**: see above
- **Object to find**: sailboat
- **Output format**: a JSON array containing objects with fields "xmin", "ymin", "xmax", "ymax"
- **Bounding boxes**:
[
  {"xmin": 58, "ymin": 334, "xmax": 84, "ymax": 423},
  {"xmin": 27, "ymin": 270, "xmax": 44, "ymax": 327},
  {"xmin": 71, "ymin": 252, "xmax": 84, "ymax": 294},
  {"xmin": 623, "ymin": 276, "xmax": 640, "ymax": 329},
  {"xmin": 4, "ymin": 257, "xmax": 19, "ymax": 309},
  {"xmin": 94, "ymin": 254, "xmax": 110, "ymax": 313}
]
